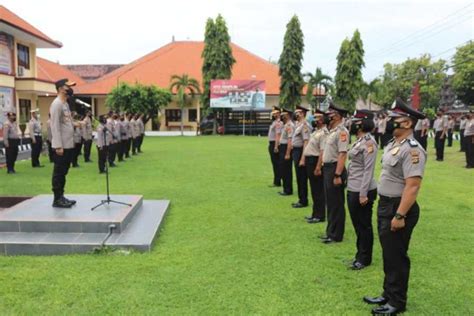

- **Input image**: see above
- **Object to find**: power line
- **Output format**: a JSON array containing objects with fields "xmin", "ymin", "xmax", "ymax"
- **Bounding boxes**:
[
  {"xmin": 430, "ymin": 40, "xmax": 473, "ymax": 59},
  {"xmin": 367, "ymin": 13, "xmax": 472, "ymax": 60},
  {"xmin": 367, "ymin": 4, "xmax": 473, "ymax": 58}
]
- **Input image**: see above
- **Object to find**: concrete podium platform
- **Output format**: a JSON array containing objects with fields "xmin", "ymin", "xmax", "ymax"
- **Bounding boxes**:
[{"xmin": 0, "ymin": 195, "xmax": 170, "ymax": 255}]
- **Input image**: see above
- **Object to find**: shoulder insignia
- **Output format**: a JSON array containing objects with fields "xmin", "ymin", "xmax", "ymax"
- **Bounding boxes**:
[
  {"xmin": 364, "ymin": 134, "xmax": 371, "ymax": 140},
  {"xmin": 408, "ymin": 139, "xmax": 419, "ymax": 147},
  {"xmin": 367, "ymin": 143, "xmax": 374, "ymax": 154},
  {"xmin": 340, "ymin": 131, "xmax": 348, "ymax": 142},
  {"xmin": 410, "ymin": 149, "xmax": 420, "ymax": 164}
]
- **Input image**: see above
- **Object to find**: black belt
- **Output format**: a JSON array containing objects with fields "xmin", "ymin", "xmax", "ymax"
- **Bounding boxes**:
[
  {"xmin": 323, "ymin": 162, "xmax": 337, "ymax": 166},
  {"xmin": 379, "ymin": 195, "xmax": 401, "ymax": 201}
]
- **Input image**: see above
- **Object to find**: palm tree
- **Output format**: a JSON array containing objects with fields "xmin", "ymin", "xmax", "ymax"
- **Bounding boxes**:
[
  {"xmin": 361, "ymin": 79, "xmax": 380, "ymax": 110},
  {"xmin": 169, "ymin": 74, "xmax": 201, "ymax": 135},
  {"xmin": 304, "ymin": 67, "xmax": 333, "ymax": 110}
]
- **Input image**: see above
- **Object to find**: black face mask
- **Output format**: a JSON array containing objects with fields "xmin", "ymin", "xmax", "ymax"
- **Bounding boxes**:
[
  {"xmin": 350, "ymin": 122, "xmax": 361, "ymax": 135},
  {"xmin": 66, "ymin": 88, "xmax": 74, "ymax": 96},
  {"xmin": 323, "ymin": 115, "xmax": 331, "ymax": 125},
  {"xmin": 385, "ymin": 119, "xmax": 403, "ymax": 134},
  {"xmin": 311, "ymin": 120, "xmax": 318, "ymax": 129},
  {"xmin": 11, "ymin": 117, "xmax": 16, "ymax": 122}
]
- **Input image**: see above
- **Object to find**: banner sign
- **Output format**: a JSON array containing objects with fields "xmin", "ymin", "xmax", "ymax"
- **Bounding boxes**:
[
  {"xmin": 0, "ymin": 86, "xmax": 15, "ymax": 138},
  {"xmin": 0, "ymin": 32, "xmax": 13, "ymax": 75},
  {"xmin": 210, "ymin": 80, "xmax": 265, "ymax": 108}
]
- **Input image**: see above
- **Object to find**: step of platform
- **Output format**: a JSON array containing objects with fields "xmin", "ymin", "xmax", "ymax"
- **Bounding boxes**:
[
  {"xmin": 0, "ymin": 196, "xmax": 170, "ymax": 256},
  {"xmin": 0, "ymin": 195, "xmax": 143, "ymax": 233}
]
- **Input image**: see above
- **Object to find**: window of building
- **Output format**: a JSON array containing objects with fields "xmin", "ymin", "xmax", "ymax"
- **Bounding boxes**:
[
  {"xmin": 188, "ymin": 109, "xmax": 197, "ymax": 122},
  {"xmin": 17, "ymin": 44, "xmax": 30, "ymax": 70},
  {"xmin": 19, "ymin": 99, "xmax": 31, "ymax": 124},
  {"xmin": 165, "ymin": 109, "xmax": 181, "ymax": 122}
]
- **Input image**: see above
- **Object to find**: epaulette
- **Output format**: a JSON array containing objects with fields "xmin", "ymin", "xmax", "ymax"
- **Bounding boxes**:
[
  {"xmin": 364, "ymin": 134, "xmax": 371, "ymax": 141},
  {"xmin": 408, "ymin": 138, "xmax": 419, "ymax": 147},
  {"xmin": 388, "ymin": 137, "xmax": 395, "ymax": 144}
]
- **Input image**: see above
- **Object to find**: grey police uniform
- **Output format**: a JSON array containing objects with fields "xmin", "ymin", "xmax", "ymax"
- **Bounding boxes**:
[
  {"xmin": 106, "ymin": 118, "xmax": 118, "ymax": 164},
  {"xmin": 433, "ymin": 116, "xmax": 447, "ymax": 160},
  {"xmin": 460, "ymin": 118, "xmax": 467, "ymax": 152},
  {"xmin": 49, "ymin": 96, "xmax": 74, "ymax": 201},
  {"xmin": 464, "ymin": 118, "xmax": 474, "ymax": 167},
  {"xmin": 292, "ymin": 120, "xmax": 312, "ymax": 205},
  {"xmin": 28, "ymin": 117, "xmax": 43, "ymax": 167},
  {"xmin": 3, "ymin": 119, "xmax": 19, "ymax": 173},
  {"xmin": 347, "ymin": 133, "xmax": 378, "ymax": 265},
  {"xmin": 322, "ymin": 122, "xmax": 349, "ymax": 242},
  {"xmin": 137, "ymin": 118, "xmax": 145, "ymax": 152},
  {"xmin": 82, "ymin": 116, "xmax": 93, "ymax": 162},
  {"xmin": 71, "ymin": 123, "xmax": 82, "ymax": 167},
  {"xmin": 268, "ymin": 119, "xmax": 283, "ymax": 186},
  {"xmin": 96, "ymin": 123, "xmax": 111, "ymax": 173},
  {"xmin": 279, "ymin": 121, "xmax": 295, "ymax": 194},
  {"xmin": 304, "ymin": 127, "xmax": 328, "ymax": 220},
  {"xmin": 377, "ymin": 136, "xmax": 426, "ymax": 310}
]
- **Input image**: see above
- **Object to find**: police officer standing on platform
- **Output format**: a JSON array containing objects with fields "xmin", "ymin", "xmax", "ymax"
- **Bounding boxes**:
[
  {"xmin": 320, "ymin": 102, "xmax": 349, "ymax": 244},
  {"xmin": 291, "ymin": 105, "xmax": 312, "ymax": 208},
  {"xmin": 364, "ymin": 98, "xmax": 426, "ymax": 315},
  {"xmin": 303, "ymin": 109, "xmax": 329, "ymax": 223},
  {"xmin": 28, "ymin": 108, "xmax": 44, "ymax": 168},
  {"xmin": 278, "ymin": 108, "xmax": 295, "ymax": 196},
  {"xmin": 50, "ymin": 79, "xmax": 77, "ymax": 208},
  {"xmin": 82, "ymin": 110, "xmax": 93, "ymax": 163},
  {"xmin": 268, "ymin": 106, "xmax": 283, "ymax": 187},
  {"xmin": 3, "ymin": 112, "xmax": 20, "ymax": 174},
  {"xmin": 347, "ymin": 110, "xmax": 378, "ymax": 270}
]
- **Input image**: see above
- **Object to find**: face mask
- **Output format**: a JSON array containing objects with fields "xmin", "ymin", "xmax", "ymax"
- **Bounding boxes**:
[
  {"xmin": 66, "ymin": 88, "xmax": 74, "ymax": 96},
  {"xmin": 385, "ymin": 119, "xmax": 403, "ymax": 134},
  {"xmin": 350, "ymin": 122, "xmax": 361, "ymax": 135},
  {"xmin": 11, "ymin": 117, "xmax": 16, "ymax": 122},
  {"xmin": 323, "ymin": 115, "xmax": 331, "ymax": 125},
  {"xmin": 311, "ymin": 120, "xmax": 317, "ymax": 129}
]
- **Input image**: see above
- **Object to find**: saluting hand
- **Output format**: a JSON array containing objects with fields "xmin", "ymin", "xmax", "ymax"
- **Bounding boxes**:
[{"xmin": 391, "ymin": 218, "xmax": 405, "ymax": 232}]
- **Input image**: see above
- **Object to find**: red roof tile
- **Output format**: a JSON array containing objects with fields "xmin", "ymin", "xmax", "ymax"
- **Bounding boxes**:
[
  {"xmin": 0, "ymin": 5, "xmax": 61, "ymax": 48},
  {"xmin": 37, "ymin": 57, "xmax": 86, "ymax": 85},
  {"xmin": 75, "ymin": 41, "xmax": 282, "ymax": 95}
]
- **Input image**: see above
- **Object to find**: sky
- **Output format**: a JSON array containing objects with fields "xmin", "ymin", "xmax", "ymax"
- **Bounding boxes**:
[{"xmin": 5, "ymin": 0, "xmax": 473, "ymax": 81}]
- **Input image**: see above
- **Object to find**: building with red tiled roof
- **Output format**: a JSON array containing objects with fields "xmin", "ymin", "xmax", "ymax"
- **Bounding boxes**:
[
  {"xmin": 37, "ymin": 57, "xmax": 86, "ymax": 85},
  {"xmin": 72, "ymin": 40, "xmax": 317, "ymax": 131},
  {"xmin": 0, "ymin": 5, "xmax": 61, "ymax": 139},
  {"xmin": 64, "ymin": 64, "xmax": 124, "ymax": 82}
]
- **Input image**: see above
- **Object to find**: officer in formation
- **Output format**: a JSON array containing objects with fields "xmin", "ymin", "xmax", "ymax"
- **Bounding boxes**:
[
  {"xmin": 346, "ymin": 110, "xmax": 378, "ymax": 270},
  {"xmin": 303, "ymin": 109, "xmax": 328, "ymax": 223},
  {"xmin": 130, "ymin": 114, "xmax": 138, "ymax": 155},
  {"xmin": 464, "ymin": 111, "xmax": 474, "ymax": 168},
  {"xmin": 413, "ymin": 114, "xmax": 429, "ymax": 150},
  {"xmin": 433, "ymin": 110, "xmax": 448, "ymax": 161},
  {"xmin": 115, "ymin": 113, "xmax": 125, "ymax": 162},
  {"xmin": 377, "ymin": 113, "xmax": 387, "ymax": 149},
  {"xmin": 267, "ymin": 106, "xmax": 283, "ymax": 187},
  {"xmin": 459, "ymin": 114, "xmax": 467, "ymax": 152},
  {"xmin": 82, "ymin": 110, "xmax": 93, "ymax": 163},
  {"xmin": 71, "ymin": 112, "xmax": 83, "ymax": 168},
  {"xmin": 122, "ymin": 113, "xmax": 131, "ymax": 158},
  {"xmin": 106, "ymin": 112, "xmax": 118, "ymax": 167},
  {"xmin": 364, "ymin": 98, "xmax": 426, "ymax": 315},
  {"xmin": 96, "ymin": 114, "xmax": 110, "ymax": 174},
  {"xmin": 137, "ymin": 114, "xmax": 145, "ymax": 153},
  {"xmin": 320, "ymin": 102, "xmax": 349, "ymax": 244},
  {"xmin": 291, "ymin": 105, "xmax": 312, "ymax": 208},
  {"xmin": 3, "ymin": 112, "xmax": 20, "ymax": 174},
  {"xmin": 28, "ymin": 108, "xmax": 43, "ymax": 168},
  {"xmin": 277, "ymin": 108, "xmax": 295, "ymax": 196},
  {"xmin": 50, "ymin": 79, "xmax": 77, "ymax": 208},
  {"xmin": 447, "ymin": 115, "xmax": 455, "ymax": 147}
]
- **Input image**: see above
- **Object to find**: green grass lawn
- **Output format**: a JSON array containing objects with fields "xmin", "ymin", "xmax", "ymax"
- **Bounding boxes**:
[{"xmin": 0, "ymin": 136, "xmax": 473, "ymax": 315}]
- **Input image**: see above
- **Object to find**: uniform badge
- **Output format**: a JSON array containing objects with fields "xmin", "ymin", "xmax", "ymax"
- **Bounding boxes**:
[
  {"xmin": 410, "ymin": 150, "xmax": 420, "ymax": 164},
  {"xmin": 367, "ymin": 144, "xmax": 374, "ymax": 153},
  {"xmin": 340, "ymin": 132, "xmax": 347, "ymax": 142},
  {"xmin": 391, "ymin": 147, "xmax": 400, "ymax": 156}
]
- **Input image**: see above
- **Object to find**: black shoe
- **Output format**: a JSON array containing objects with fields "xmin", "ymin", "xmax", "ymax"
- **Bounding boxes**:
[
  {"xmin": 109, "ymin": 163, "xmax": 117, "ymax": 167},
  {"xmin": 307, "ymin": 218, "xmax": 325, "ymax": 224},
  {"xmin": 350, "ymin": 261, "xmax": 368, "ymax": 270},
  {"xmin": 7, "ymin": 170, "xmax": 15, "ymax": 174},
  {"xmin": 278, "ymin": 192, "xmax": 292, "ymax": 196},
  {"xmin": 318, "ymin": 235, "xmax": 328, "ymax": 240},
  {"xmin": 363, "ymin": 296, "xmax": 388, "ymax": 305},
  {"xmin": 99, "ymin": 171, "xmax": 106, "ymax": 174},
  {"xmin": 62, "ymin": 196, "xmax": 76, "ymax": 205},
  {"xmin": 73, "ymin": 164, "xmax": 79, "ymax": 168},
  {"xmin": 268, "ymin": 184, "xmax": 281, "ymax": 188},
  {"xmin": 292, "ymin": 202, "xmax": 308, "ymax": 208},
  {"xmin": 52, "ymin": 199, "xmax": 72, "ymax": 208},
  {"xmin": 322, "ymin": 238, "xmax": 341, "ymax": 244},
  {"xmin": 304, "ymin": 215, "xmax": 313, "ymax": 220},
  {"xmin": 371, "ymin": 303, "xmax": 403, "ymax": 315},
  {"xmin": 85, "ymin": 160, "xmax": 93, "ymax": 163}
]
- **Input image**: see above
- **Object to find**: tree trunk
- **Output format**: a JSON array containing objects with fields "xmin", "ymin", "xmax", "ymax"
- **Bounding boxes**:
[{"xmin": 180, "ymin": 105, "xmax": 184, "ymax": 136}]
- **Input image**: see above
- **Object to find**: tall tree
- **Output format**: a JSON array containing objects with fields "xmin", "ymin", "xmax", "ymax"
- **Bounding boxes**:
[
  {"xmin": 278, "ymin": 15, "xmax": 305, "ymax": 110},
  {"xmin": 452, "ymin": 40, "xmax": 474, "ymax": 105},
  {"xmin": 169, "ymin": 74, "xmax": 201, "ymax": 136},
  {"xmin": 334, "ymin": 29, "xmax": 365, "ymax": 111},
  {"xmin": 304, "ymin": 67, "xmax": 333, "ymax": 109},
  {"xmin": 201, "ymin": 14, "xmax": 235, "ymax": 133}
]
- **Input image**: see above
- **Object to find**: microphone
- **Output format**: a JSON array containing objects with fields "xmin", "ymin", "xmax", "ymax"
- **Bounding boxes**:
[{"xmin": 75, "ymin": 99, "xmax": 91, "ymax": 108}]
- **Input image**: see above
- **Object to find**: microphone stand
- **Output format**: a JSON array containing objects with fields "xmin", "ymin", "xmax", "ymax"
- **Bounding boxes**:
[{"xmin": 91, "ymin": 124, "xmax": 131, "ymax": 211}]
